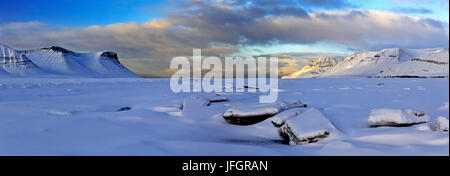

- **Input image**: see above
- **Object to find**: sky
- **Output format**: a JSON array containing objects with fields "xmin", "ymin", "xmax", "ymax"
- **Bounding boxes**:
[{"xmin": 0, "ymin": 0, "xmax": 449, "ymax": 77}]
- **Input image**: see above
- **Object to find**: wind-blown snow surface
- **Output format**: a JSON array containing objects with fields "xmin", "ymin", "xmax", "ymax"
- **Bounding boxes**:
[
  {"xmin": 284, "ymin": 48, "xmax": 449, "ymax": 78},
  {"xmin": 0, "ymin": 78, "xmax": 448, "ymax": 156}
]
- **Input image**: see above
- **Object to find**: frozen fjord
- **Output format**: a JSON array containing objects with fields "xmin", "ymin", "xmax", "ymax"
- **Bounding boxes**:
[{"xmin": 0, "ymin": 78, "xmax": 448, "ymax": 155}]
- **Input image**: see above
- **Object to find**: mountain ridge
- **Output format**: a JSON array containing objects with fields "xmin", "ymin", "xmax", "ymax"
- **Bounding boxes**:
[
  {"xmin": 283, "ymin": 48, "xmax": 449, "ymax": 78},
  {"xmin": 0, "ymin": 43, "xmax": 138, "ymax": 78}
]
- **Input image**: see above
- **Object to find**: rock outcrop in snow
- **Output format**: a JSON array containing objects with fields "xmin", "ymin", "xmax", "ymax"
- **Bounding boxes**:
[
  {"xmin": 0, "ymin": 43, "xmax": 138, "ymax": 78},
  {"xmin": 278, "ymin": 108, "xmax": 337, "ymax": 145},
  {"xmin": 433, "ymin": 117, "xmax": 449, "ymax": 132},
  {"xmin": 283, "ymin": 48, "xmax": 449, "ymax": 78},
  {"xmin": 368, "ymin": 109, "xmax": 430, "ymax": 127},
  {"xmin": 270, "ymin": 108, "xmax": 306, "ymax": 127},
  {"xmin": 223, "ymin": 100, "xmax": 307, "ymax": 125}
]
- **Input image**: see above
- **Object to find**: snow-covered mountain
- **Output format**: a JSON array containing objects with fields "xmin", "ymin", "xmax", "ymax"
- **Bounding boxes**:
[
  {"xmin": 0, "ymin": 43, "xmax": 138, "ymax": 78},
  {"xmin": 1, "ymin": 44, "xmax": 42, "ymax": 76},
  {"xmin": 282, "ymin": 57, "xmax": 341, "ymax": 79},
  {"xmin": 283, "ymin": 48, "xmax": 449, "ymax": 78}
]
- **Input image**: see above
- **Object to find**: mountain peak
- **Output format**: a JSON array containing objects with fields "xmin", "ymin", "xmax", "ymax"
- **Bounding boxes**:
[
  {"xmin": 42, "ymin": 46, "xmax": 75, "ymax": 54},
  {"xmin": 282, "ymin": 57, "xmax": 340, "ymax": 79},
  {"xmin": 100, "ymin": 51, "xmax": 119, "ymax": 60}
]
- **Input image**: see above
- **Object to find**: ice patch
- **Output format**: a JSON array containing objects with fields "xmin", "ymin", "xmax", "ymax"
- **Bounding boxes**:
[
  {"xmin": 331, "ymin": 104, "xmax": 361, "ymax": 109},
  {"xmin": 168, "ymin": 111, "xmax": 182, "ymax": 117},
  {"xmin": 153, "ymin": 106, "xmax": 181, "ymax": 112},
  {"xmin": 354, "ymin": 133, "xmax": 448, "ymax": 146},
  {"xmin": 152, "ymin": 106, "xmax": 182, "ymax": 117},
  {"xmin": 44, "ymin": 109, "xmax": 73, "ymax": 116}
]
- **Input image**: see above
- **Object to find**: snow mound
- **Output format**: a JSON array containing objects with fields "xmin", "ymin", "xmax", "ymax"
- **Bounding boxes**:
[
  {"xmin": 1, "ymin": 43, "xmax": 41, "ymax": 76},
  {"xmin": 182, "ymin": 96, "xmax": 211, "ymax": 111},
  {"xmin": 433, "ymin": 117, "xmax": 449, "ymax": 132},
  {"xmin": 368, "ymin": 109, "xmax": 430, "ymax": 127},
  {"xmin": 223, "ymin": 100, "xmax": 307, "ymax": 125},
  {"xmin": 279, "ymin": 108, "xmax": 338, "ymax": 145},
  {"xmin": 181, "ymin": 94, "xmax": 229, "ymax": 111},
  {"xmin": 415, "ymin": 124, "xmax": 432, "ymax": 131}
]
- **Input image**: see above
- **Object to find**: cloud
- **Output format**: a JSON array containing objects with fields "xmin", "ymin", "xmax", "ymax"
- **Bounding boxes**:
[
  {"xmin": 240, "ymin": 0, "xmax": 353, "ymax": 9},
  {"xmin": 297, "ymin": 0, "xmax": 354, "ymax": 9},
  {"xmin": 241, "ymin": 10, "xmax": 449, "ymax": 49},
  {"xmin": 0, "ymin": 0, "xmax": 448, "ymax": 77},
  {"xmin": 392, "ymin": 7, "xmax": 433, "ymax": 14}
]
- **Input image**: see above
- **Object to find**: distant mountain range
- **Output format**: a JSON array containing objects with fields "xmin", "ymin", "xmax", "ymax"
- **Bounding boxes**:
[
  {"xmin": 283, "ymin": 48, "xmax": 449, "ymax": 78},
  {"xmin": 1, "ymin": 43, "xmax": 137, "ymax": 78},
  {"xmin": 2, "ymin": 43, "xmax": 448, "ymax": 79}
]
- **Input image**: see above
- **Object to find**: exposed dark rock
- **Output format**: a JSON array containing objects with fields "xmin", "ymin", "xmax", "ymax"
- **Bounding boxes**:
[
  {"xmin": 223, "ymin": 100, "xmax": 307, "ymax": 126},
  {"xmin": 368, "ymin": 109, "xmax": 430, "ymax": 127},
  {"xmin": 271, "ymin": 120, "xmax": 285, "ymax": 128},
  {"xmin": 369, "ymin": 122, "xmax": 427, "ymax": 128},
  {"xmin": 43, "ymin": 46, "xmax": 74, "ymax": 54},
  {"xmin": 277, "ymin": 108, "xmax": 335, "ymax": 145},
  {"xmin": 117, "ymin": 107, "xmax": 132, "ymax": 112},
  {"xmin": 411, "ymin": 58, "xmax": 448, "ymax": 65},
  {"xmin": 243, "ymin": 86, "xmax": 259, "ymax": 89},
  {"xmin": 279, "ymin": 126, "xmax": 330, "ymax": 145},
  {"xmin": 101, "ymin": 51, "xmax": 119, "ymax": 60},
  {"xmin": 224, "ymin": 113, "xmax": 276, "ymax": 126},
  {"xmin": 433, "ymin": 117, "xmax": 449, "ymax": 132}
]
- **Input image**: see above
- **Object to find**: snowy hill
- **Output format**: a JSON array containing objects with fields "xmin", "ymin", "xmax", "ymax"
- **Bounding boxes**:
[
  {"xmin": 22, "ymin": 46, "xmax": 138, "ymax": 77},
  {"xmin": 0, "ymin": 43, "xmax": 138, "ymax": 78},
  {"xmin": 282, "ymin": 57, "xmax": 341, "ymax": 78},
  {"xmin": 377, "ymin": 48, "xmax": 449, "ymax": 78},
  {"xmin": 284, "ymin": 48, "xmax": 449, "ymax": 78}
]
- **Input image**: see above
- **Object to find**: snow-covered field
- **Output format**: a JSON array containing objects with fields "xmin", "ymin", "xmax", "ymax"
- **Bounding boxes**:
[{"xmin": 0, "ymin": 78, "xmax": 448, "ymax": 156}]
